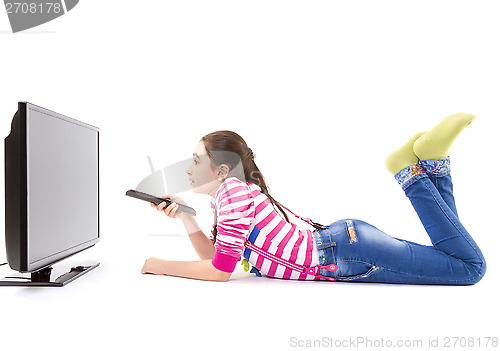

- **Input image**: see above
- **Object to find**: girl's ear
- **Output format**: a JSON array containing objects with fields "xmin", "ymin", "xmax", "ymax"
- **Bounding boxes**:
[{"xmin": 218, "ymin": 164, "xmax": 230, "ymax": 179}]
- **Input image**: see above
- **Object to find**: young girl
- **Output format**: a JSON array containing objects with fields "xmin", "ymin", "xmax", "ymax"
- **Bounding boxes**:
[{"xmin": 141, "ymin": 113, "xmax": 486, "ymax": 285}]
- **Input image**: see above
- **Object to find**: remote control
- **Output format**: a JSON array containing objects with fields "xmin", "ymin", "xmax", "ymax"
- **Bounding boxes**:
[{"xmin": 125, "ymin": 190, "xmax": 196, "ymax": 216}]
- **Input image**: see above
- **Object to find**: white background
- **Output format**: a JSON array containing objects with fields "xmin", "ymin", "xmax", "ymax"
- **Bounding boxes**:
[{"xmin": 1, "ymin": 1, "xmax": 499, "ymax": 350}]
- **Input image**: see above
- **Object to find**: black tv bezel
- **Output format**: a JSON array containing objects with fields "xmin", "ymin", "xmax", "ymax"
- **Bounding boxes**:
[
  {"xmin": 4, "ymin": 101, "xmax": 100, "ymax": 274},
  {"xmin": 4, "ymin": 102, "xmax": 28, "ymax": 272}
]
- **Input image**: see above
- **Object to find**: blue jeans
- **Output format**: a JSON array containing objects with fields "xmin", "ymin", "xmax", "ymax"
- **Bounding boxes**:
[{"xmin": 312, "ymin": 158, "xmax": 486, "ymax": 285}]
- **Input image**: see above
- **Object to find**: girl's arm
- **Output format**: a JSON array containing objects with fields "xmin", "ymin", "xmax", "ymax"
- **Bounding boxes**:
[
  {"xmin": 152, "ymin": 197, "xmax": 215, "ymax": 260},
  {"xmin": 141, "ymin": 257, "xmax": 231, "ymax": 282},
  {"xmin": 141, "ymin": 215, "xmax": 229, "ymax": 281},
  {"xmin": 182, "ymin": 215, "xmax": 215, "ymax": 260}
]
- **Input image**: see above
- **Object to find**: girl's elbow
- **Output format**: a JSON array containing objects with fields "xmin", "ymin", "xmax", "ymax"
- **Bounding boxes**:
[
  {"xmin": 216, "ymin": 274, "xmax": 231, "ymax": 282},
  {"xmin": 214, "ymin": 269, "xmax": 232, "ymax": 282},
  {"xmin": 211, "ymin": 264, "xmax": 232, "ymax": 282}
]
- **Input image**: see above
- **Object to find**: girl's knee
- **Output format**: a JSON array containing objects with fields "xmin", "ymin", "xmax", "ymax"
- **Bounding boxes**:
[{"xmin": 460, "ymin": 260, "xmax": 486, "ymax": 285}]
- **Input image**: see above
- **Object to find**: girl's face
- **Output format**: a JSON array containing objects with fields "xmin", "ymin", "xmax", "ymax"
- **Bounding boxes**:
[{"xmin": 186, "ymin": 141, "xmax": 226, "ymax": 197}]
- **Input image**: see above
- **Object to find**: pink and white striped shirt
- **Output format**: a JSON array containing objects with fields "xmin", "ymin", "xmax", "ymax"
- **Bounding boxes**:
[{"xmin": 210, "ymin": 177, "xmax": 321, "ymax": 280}]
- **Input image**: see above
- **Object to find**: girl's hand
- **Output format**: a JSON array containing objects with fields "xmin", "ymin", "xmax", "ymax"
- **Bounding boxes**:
[
  {"xmin": 151, "ymin": 194, "xmax": 188, "ymax": 220},
  {"xmin": 141, "ymin": 257, "xmax": 164, "ymax": 275}
]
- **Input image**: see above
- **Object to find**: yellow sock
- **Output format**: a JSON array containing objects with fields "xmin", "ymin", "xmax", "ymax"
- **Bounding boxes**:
[
  {"xmin": 385, "ymin": 131, "xmax": 427, "ymax": 175},
  {"xmin": 413, "ymin": 112, "xmax": 477, "ymax": 160}
]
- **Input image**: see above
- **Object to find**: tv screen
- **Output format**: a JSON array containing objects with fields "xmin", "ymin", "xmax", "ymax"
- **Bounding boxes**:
[{"xmin": 1, "ymin": 102, "xmax": 99, "ymax": 286}]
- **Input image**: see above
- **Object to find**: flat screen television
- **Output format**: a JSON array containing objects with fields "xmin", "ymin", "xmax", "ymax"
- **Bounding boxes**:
[{"xmin": 0, "ymin": 102, "xmax": 100, "ymax": 287}]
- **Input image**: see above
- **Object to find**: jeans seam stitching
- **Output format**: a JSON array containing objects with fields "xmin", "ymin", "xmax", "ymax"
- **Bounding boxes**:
[{"xmin": 383, "ymin": 267, "xmax": 481, "ymax": 283}]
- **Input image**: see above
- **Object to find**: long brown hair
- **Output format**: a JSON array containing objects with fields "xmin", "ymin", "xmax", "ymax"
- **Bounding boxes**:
[{"xmin": 201, "ymin": 130, "xmax": 290, "ymax": 243}]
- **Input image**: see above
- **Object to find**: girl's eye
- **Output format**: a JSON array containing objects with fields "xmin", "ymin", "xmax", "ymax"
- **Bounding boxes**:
[{"xmin": 193, "ymin": 159, "xmax": 198, "ymax": 165}]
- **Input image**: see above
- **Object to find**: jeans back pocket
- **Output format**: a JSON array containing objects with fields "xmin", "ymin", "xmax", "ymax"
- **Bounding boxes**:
[{"xmin": 336, "ymin": 262, "xmax": 383, "ymax": 281}]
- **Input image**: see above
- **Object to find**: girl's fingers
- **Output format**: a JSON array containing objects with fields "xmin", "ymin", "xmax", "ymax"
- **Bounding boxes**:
[
  {"xmin": 165, "ymin": 203, "xmax": 178, "ymax": 217},
  {"xmin": 150, "ymin": 197, "xmax": 180, "ymax": 218},
  {"xmin": 162, "ymin": 201, "xmax": 174, "ymax": 212}
]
